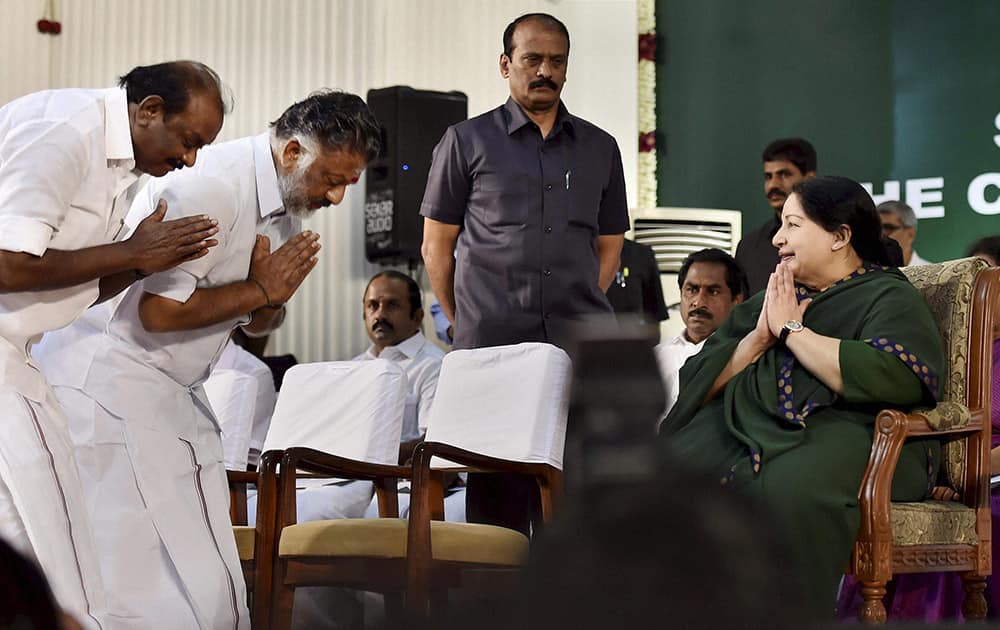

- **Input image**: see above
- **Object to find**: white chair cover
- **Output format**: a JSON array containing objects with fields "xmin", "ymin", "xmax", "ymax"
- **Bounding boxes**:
[
  {"xmin": 212, "ymin": 340, "xmax": 277, "ymax": 466},
  {"xmin": 423, "ymin": 342, "xmax": 572, "ymax": 470},
  {"xmin": 203, "ymin": 369, "xmax": 258, "ymax": 470},
  {"xmin": 261, "ymin": 359, "xmax": 407, "ymax": 466}
]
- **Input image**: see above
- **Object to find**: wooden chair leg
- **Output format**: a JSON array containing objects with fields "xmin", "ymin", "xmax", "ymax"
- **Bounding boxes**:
[
  {"xmin": 961, "ymin": 574, "xmax": 988, "ymax": 620},
  {"xmin": 270, "ymin": 561, "xmax": 296, "ymax": 630},
  {"xmin": 858, "ymin": 581, "xmax": 887, "ymax": 624}
]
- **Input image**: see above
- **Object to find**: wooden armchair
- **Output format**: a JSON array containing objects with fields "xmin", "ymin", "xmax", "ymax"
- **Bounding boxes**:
[
  {"xmin": 258, "ymin": 342, "xmax": 572, "ymax": 629},
  {"xmin": 405, "ymin": 440, "xmax": 562, "ymax": 618},
  {"xmin": 851, "ymin": 258, "xmax": 1000, "ymax": 623},
  {"xmin": 232, "ymin": 359, "xmax": 409, "ymax": 627},
  {"xmin": 258, "ymin": 442, "xmax": 561, "ymax": 629}
]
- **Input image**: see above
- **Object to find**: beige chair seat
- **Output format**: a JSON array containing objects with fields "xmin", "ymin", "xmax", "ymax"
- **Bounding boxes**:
[
  {"xmin": 890, "ymin": 500, "xmax": 977, "ymax": 546},
  {"xmin": 279, "ymin": 518, "xmax": 529, "ymax": 566},
  {"xmin": 234, "ymin": 526, "xmax": 256, "ymax": 561}
]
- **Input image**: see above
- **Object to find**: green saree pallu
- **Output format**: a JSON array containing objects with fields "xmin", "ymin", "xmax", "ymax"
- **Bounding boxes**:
[{"xmin": 659, "ymin": 266, "xmax": 945, "ymax": 619}]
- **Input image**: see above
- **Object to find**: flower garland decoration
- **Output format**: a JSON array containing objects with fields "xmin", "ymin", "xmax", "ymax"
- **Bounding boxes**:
[{"xmin": 637, "ymin": 0, "xmax": 656, "ymax": 208}]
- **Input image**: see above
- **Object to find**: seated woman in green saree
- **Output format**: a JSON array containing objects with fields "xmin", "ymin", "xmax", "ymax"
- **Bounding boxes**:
[{"xmin": 658, "ymin": 176, "xmax": 944, "ymax": 620}]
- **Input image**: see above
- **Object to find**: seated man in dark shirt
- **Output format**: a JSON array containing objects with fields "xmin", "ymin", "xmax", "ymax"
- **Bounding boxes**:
[{"xmin": 735, "ymin": 137, "xmax": 816, "ymax": 295}]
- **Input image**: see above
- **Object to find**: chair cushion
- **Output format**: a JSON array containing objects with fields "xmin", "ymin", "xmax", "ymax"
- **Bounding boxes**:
[
  {"xmin": 890, "ymin": 500, "xmax": 978, "ymax": 545},
  {"xmin": 233, "ymin": 526, "xmax": 256, "ymax": 561},
  {"xmin": 278, "ymin": 518, "xmax": 529, "ymax": 566}
]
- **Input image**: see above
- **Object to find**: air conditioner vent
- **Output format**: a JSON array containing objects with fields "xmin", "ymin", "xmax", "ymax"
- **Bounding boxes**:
[{"xmin": 630, "ymin": 208, "xmax": 742, "ymax": 273}]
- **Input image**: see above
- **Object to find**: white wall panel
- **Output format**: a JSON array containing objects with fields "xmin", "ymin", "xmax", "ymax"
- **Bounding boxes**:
[
  {"xmin": 0, "ymin": 0, "xmax": 53, "ymax": 103},
  {"xmin": 2, "ymin": 0, "xmax": 636, "ymax": 364}
]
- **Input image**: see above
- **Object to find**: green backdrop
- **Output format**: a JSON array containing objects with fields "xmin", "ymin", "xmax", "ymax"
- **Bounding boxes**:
[{"xmin": 655, "ymin": 0, "xmax": 1000, "ymax": 261}]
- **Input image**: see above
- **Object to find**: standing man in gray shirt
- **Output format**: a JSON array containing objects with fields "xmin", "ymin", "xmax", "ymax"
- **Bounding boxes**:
[{"xmin": 420, "ymin": 12, "xmax": 628, "ymax": 534}]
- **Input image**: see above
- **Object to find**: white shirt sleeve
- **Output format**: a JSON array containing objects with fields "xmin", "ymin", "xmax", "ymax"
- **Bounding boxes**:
[
  {"xmin": 0, "ymin": 120, "xmax": 89, "ymax": 255},
  {"xmin": 137, "ymin": 173, "xmax": 237, "ymax": 303}
]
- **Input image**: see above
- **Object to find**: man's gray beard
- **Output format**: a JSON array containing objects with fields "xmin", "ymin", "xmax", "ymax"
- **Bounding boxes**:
[{"xmin": 277, "ymin": 163, "xmax": 317, "ymax": 219}]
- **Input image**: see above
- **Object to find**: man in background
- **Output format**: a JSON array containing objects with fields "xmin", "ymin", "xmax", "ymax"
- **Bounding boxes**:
[
  {"xmin": 605, "ymin": 238, "xmax": 668, "ymax": 343},
  {"xmin": 735, "ymin": 138, "xmax": 816, "ymax": 295},
  {"xmin": 878, "ymin": 200, "xmax": 931, "ymax": 266},
  {"xmin": 656, "ymin": 248, "xmax": 746, "ymax": 420},
  {"xmin": 354, "ymin": 270, "xmax": 445, "ymax": 463}
]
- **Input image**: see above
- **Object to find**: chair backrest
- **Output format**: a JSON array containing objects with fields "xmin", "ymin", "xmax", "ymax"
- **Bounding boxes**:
[
  {"xmin": 423, "ymin": 342, "xmax": 572, "ymax": 469},
  {"xmin": 901, "ymin": 257, "xmax": 993, "ymax": 489},
  {"xmin": 261, "ymin": 360, "xmax": 407, "ymax": 466},
  {"xmin": 204, "ymin": 369, "xmax": 258, "ymax": 470}
]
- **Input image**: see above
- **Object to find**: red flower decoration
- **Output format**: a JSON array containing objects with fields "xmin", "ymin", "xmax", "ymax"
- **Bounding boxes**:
[
  {"xmin": 638, "ymin": 33, "xmax": 657, "ymax": 62},
  {"xmin": 639, "ymin": 131, "xmax": 656, "ymax": 153}
]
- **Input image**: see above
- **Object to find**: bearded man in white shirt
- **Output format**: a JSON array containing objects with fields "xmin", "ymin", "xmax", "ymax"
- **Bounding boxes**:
[
  {"xmin": 656, "ymin": 248, "xmax": 746, "ymax": 421},
  {"xmin": 36, "ymin": 90, "xmax": 381, "ymax": 629},
  {"xmin": 0, "ymin": 60, "xmax": 226, "ymax": 629}
]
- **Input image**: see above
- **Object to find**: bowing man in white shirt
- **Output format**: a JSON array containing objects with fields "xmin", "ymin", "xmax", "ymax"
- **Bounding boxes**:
[
  {"xmin": 36, "ymin": 91, "xmax": 381, "ymax": 630},
  {"xmin": 0, "ymin": 61, "xmax": 226, "ymax": 629},
  {"xmin": 656, "ymin": 248, "xmax": 746, "ymax": 422}
]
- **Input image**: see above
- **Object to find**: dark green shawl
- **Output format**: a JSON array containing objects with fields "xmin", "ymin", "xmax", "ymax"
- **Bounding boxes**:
[{"xmin": 659, "ymin": 266, "xmax": 945, "ymax": 482}]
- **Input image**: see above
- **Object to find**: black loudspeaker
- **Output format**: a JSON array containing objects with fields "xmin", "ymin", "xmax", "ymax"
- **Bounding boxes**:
[{"xmin": 364, "ymin": 86, "xmax": 468, "ymax": 264}]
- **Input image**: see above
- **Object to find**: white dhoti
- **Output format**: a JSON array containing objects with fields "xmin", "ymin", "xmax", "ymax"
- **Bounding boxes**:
[
  {"xmin": 0, "ymin": 368, "xmax": 106, "ymax": 630},
  {"xmin": 50, "ymin": 341, "xmax": 249, "ymax": 630}
]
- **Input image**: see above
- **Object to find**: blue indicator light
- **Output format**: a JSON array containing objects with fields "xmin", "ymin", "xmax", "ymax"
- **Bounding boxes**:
[{"xmin": 402, "ymin": 163, "xmax": 410, "ymax": 171}]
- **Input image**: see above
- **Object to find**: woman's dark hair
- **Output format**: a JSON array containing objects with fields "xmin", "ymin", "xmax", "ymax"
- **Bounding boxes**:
[
  {"xmin": 270, "ymin": 90, "xmax": 382, "ymax": 162},
  {"xmin": 118, "ymin": 60, "xmax": 228, "ymax": 117},
  {"xmin": 791, "ymin": 176, "xmax": 894, "ymax": 266}
]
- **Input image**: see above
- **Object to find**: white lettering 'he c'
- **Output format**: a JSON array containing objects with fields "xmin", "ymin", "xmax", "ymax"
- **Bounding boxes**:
[{"xmin": 968, "ymin": 172, "xmax": 1000, "ymax": 215}]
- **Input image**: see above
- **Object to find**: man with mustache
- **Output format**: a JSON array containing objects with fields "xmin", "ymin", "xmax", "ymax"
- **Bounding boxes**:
[
  {"xmin": 735, "ymin": 138, "xmax": 816, "ymax": 295},
  {"xmin": 0, "ymin": 60, "xmax": 226, "ymax": 629},
  {"xmin": 353, "ymin": 270, "xmax": 444, "ymax": 461},
  {"xmin": 421, "ymin": 12, "xmax": 628, "ymax": 536},
  {"xmin": 35, "ymin": 91, "xmax": 380, "ymax": 629},
  {"xmin": 656, "ymin": 248, "xmax": 746, "ymax": 419}
]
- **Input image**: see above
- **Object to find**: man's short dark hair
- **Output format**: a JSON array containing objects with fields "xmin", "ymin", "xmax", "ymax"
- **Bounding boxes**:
[
  {"xmin": 365, "ymin": 270, "xmax": 422, "ymax": 316},
  {"xmin": 271, "ymin": 90, "xmax": 382, "ymax": 162},
  {"xmin": 118, "ymin": 60, "xmax": 229, "ymax": 118},
  {"xmin": 967, "ymin": 235, "xmax": 1000, "ymax": 263},
  {"xmin": 761, "ymin": 138, "xmax": 817, "ymax": 176},
  {"xmin": 677, "ymin": 248, "xmax": 748, "ymax": 299},
  {"xmin": 502, "ymin": 13, "xmax": 570, "ymax": 58}
]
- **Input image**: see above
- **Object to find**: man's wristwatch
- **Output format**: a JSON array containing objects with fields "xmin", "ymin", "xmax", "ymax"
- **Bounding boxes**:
[{"xmin": 779, "ymin": 320, "xmax": 804, "ymax": 343}]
